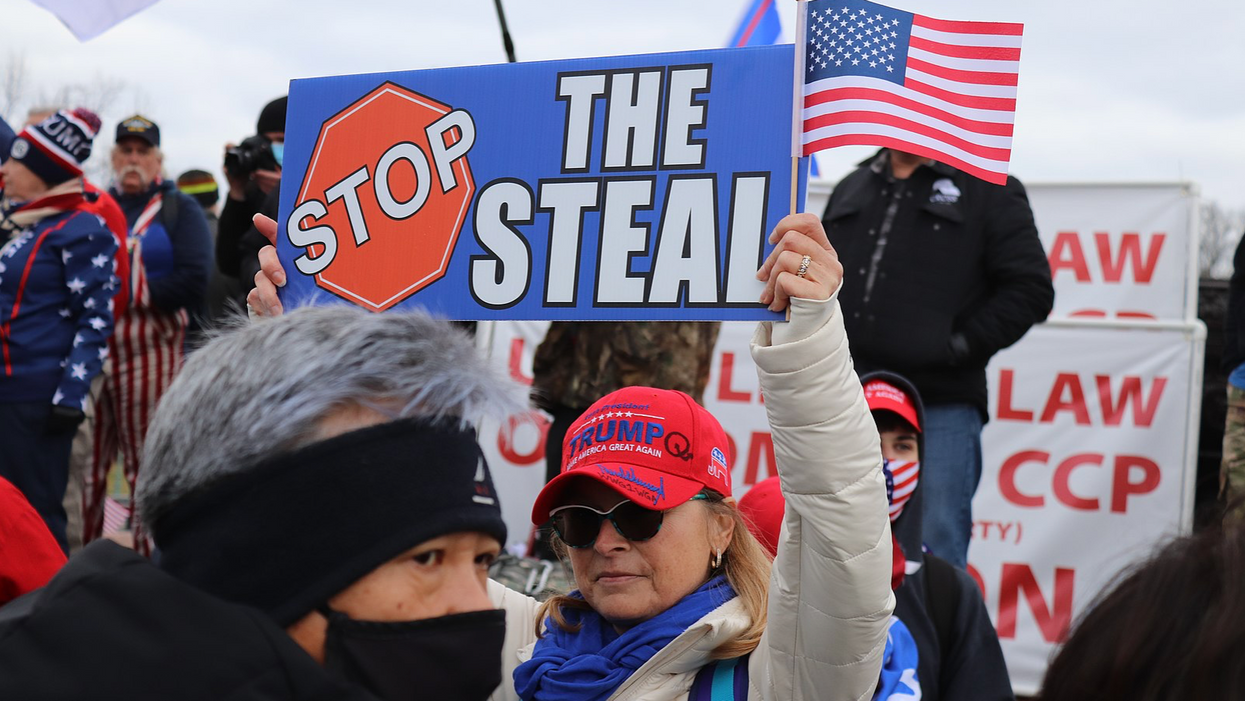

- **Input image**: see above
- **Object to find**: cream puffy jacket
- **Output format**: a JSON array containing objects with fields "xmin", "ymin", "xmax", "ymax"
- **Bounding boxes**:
[{"xmin": 489, "ymin": 293, "xmax": 894, "ymax": 701}]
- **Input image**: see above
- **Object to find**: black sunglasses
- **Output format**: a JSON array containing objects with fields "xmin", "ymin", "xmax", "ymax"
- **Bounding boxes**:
[{"xmin": 549, "ymin": 494, "xmax": 708, "ymax": 548}]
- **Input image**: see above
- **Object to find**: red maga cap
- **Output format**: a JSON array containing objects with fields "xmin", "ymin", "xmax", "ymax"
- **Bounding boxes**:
[
  {"xmin": 530, "ymin": 386, "xmax": 732, "ymax": 524},
  {"xmin": 863, "ymin": 379, "xmax": 921, "ymax": 432}
]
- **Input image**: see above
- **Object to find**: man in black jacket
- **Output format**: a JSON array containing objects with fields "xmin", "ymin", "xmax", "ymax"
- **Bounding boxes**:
[{"xmin": 822, "ymin": 149, "xmax": 1054, "ymax": 568}]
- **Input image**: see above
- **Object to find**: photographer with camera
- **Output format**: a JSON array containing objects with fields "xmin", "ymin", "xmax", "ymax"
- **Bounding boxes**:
[{"xmin": 216, "ymin": 96, "xmax": 285, "ymax": 304}]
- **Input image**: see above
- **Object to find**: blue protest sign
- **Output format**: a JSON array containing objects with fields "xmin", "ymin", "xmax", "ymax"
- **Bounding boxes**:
[{"xmin": 277, "ymin": 44, "xmax": 806, "ymax": 320}]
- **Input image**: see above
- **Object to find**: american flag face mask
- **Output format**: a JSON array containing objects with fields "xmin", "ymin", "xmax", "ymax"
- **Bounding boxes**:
[{"xmin": 883, "ymin": 459, "xmax": 920, "ymax": 522}]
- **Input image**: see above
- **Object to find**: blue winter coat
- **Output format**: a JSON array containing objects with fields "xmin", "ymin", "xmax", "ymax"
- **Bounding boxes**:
[{"xmin": 0, "ymin": 207, "xmax": 118, "ymax": 409}]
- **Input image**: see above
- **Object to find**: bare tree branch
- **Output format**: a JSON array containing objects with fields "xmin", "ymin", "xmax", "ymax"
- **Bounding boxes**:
[
  {"xmin": 1, "ymin": 51, "xmax": 29, "ymax": 125},
  {"xmin": 1201, "ymin": 201, "xmax": 1245, "ymax": 280}
]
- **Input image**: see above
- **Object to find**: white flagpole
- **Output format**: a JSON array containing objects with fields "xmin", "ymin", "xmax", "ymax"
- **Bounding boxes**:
[{"xmin": 790, "ymin": 0, "xmax": 809, "ymax": 215}]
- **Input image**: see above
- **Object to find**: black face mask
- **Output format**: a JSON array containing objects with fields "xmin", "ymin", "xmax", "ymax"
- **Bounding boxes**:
[{"xmin": 321, "ymin": 606, "xmax": 506, "ymax": 701}]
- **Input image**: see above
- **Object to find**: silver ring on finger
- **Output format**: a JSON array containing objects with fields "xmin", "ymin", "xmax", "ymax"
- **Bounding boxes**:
[{"xmin": 796, "ymin": 254, "xmax": 812, "ymax": 278}]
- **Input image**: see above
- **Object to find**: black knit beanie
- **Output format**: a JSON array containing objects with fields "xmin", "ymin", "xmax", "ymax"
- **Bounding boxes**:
[
  {"xmin": 256, "ymin": 96, "xmax": 288, "ymax": 135},
  {"xmin": 154, "ymin": 417, "xmax": 506, "ymax": 626}
]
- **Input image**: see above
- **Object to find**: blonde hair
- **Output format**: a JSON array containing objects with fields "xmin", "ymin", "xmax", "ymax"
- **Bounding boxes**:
[{"xmin": 536, "ymin": 490, "xmax": 772, "ymax": 660}]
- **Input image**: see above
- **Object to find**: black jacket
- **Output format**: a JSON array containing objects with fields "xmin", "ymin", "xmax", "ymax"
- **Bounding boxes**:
[
  {"xmin": 0, "ymin": 541, "xmax": 376, "ymax": 701},
  {"xmin": 862, "ymin": 371, "xmax": 1014, "ymax": 701},
  {"xmin": 824, "ymin": 151, "xmax": 1054, "ymax": 417},
  {"xmin": 217, "ymin": 180, "xmax": 269, "ymax": 278}
]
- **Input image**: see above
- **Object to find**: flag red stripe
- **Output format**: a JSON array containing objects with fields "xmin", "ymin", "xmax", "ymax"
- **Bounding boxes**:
[
  {"xmin": 803, "ymin": 134, "xmax": 1007, "ymax": 185},
  {"xmin": 151, "ymin": 309, "xmax": 165, "ymax": 431},
  {"xmin": 804, "ymin": 111, "xmax": 1011, "ymax": 160},
  {"xmin": 805, "ymin": 83, "xmax": 1016, "ymax": 116},
  {"xmin": 805, "ymin": 88, "xmax": 1014, "ymax": 136},
  {"xmin": 174, "ymin": 310, "xmax": 187, "ymax": 376},
  {"xmin": 907, "ymin": 56, "xmax": 1018, "ymax": 87},
  {"xmin": 904, "ymin": 78, "xmax": 1017, "ymax": 111},
  {"xmin": 86, "ymin": 386, "xmax": 110, "ymax": 542},
  {"xmin": 909, "ymin": 35, "xmax": 1022, "ymax": 61},
  {"xmin": 135, "ymin": 310, "xmax": 149, "ymax": 483},
  {"xmin": 735, "ymin": 0, "xmax": 774, "ymax": 47},
  {"xmin": 912, "ymin": 14, "xmax": 1023, "ymax": 36},
  {"xmin": 120, "ymin": 311, "xmax": 139, "ymax": 483}
]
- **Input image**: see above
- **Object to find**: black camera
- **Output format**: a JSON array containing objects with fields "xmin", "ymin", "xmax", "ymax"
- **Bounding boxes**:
[{"xmin": 223, "ymin": 134, "xmax": 279, "ymax": 179}]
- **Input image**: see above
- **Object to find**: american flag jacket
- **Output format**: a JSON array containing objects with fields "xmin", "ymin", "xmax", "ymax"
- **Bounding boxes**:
[{"xmin": 0, "ymin": 194, "xmax": 118, "ymax": 410}]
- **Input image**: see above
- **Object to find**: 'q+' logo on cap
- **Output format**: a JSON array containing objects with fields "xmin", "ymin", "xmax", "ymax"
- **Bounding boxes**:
[{"xmin": 710, "ymin": 447, "xmax": 730, "ymax": 488}]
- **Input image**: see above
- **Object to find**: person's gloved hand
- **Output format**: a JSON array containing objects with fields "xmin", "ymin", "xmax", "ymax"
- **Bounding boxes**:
[{"xmin": 46, "ymin": 404, "xmax": 86, "ymax": 435}]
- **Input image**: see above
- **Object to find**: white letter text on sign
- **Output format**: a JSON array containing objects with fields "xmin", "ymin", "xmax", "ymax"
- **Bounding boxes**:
[{"xmin": 277, "ymin": 46, "xmax": 805, "ymax": 319}]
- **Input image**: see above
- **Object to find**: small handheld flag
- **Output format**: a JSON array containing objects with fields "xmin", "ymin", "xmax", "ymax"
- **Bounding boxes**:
[{"xmin": 797, "ymin": 0, "xmax": 1022, "ymax": 185}]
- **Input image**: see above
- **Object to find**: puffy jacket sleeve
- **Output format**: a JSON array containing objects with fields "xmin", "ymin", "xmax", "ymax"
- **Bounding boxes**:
[
  {"xmin": 748, "ymin": 292, "xmax": 894, "ymax": 701},
  {"xmin": 488, "ymin": 578, "xmax": 541, "ymax": 701}
]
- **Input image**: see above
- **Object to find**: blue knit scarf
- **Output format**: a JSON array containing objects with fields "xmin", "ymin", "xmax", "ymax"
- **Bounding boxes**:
[{"xmin": 513, "ymin": 576, "xmax": 736, "ymax": 701}]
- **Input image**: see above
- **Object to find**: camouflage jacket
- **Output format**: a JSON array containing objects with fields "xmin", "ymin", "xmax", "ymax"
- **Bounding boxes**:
[{"xmin": 531, "ymin": 321, "xmax": 721, "ymax": 410}]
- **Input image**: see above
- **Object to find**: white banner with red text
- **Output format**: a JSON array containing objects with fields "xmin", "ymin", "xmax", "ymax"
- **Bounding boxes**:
[{"xmin": 970, "ymin": 320, "xmax": 1203, "ymax": 693}]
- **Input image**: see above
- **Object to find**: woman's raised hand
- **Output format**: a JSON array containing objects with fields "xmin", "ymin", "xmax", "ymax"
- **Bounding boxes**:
[{"xmin": 755, "ymin": 213, "xmax": 843, "ymax": 312}]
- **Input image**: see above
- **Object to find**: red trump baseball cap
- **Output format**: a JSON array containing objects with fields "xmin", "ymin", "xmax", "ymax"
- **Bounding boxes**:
[
  {"xmin": 863, "ymin": 379, "xmax": 921, "ymax": 432},
  {"xmin": 531, "ymin": 386, "xmax": 733, "ymax": 523}
]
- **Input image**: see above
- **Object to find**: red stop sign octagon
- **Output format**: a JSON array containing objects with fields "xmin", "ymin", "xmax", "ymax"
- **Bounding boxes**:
[{"xmin": 292, "ymin": 82, "xmax": 476, "ymax": 311}]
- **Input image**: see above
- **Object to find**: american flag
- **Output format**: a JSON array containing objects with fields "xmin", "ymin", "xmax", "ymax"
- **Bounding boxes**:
[
  {"xmin": 885, "ymin": 460, "xmax": 919, "ymax": 521},
  {"xmin": 799, "ymin": 0, "xmax": 1022, "ymax": 185},
  {"xmin": 102, "ymin": 496, "xmax": 131, "ymax": 534}
]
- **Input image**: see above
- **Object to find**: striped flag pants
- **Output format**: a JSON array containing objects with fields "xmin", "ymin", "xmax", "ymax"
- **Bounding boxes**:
[{"xmin": 83, "ymin": 303, "xmax": 187, "ymax": 555}]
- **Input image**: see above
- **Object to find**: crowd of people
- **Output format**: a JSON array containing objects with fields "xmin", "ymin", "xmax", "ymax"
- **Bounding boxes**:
[
  {"xmin": 0, "ymin": 99, "xmax": 285, "ymax": 555},
  {"xmin": 1, "ymin": 95, "xmax": 1242, "ymax": 700}
]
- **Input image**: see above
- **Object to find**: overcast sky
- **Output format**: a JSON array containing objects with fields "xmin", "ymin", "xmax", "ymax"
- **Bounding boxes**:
[{"xmin": 4, "ymin": 0, "xmax": 1244, "ymax": 210}]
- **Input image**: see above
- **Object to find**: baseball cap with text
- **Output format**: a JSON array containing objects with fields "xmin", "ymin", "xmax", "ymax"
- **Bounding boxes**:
[
  {"xmin": 115, "ymin": 115, "xmax": 160, "ymax": 148},
  {"xmin": 531, "ymin": 386, "xmax": 732, "ymax": 523},
  {"xmin": 863, "ymin": 379, "xmax": 921, "ymax": 432}
]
